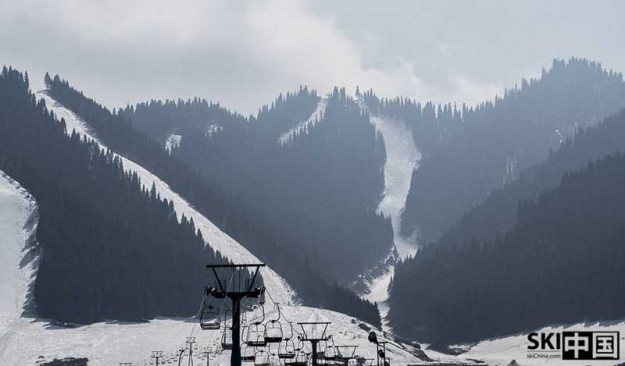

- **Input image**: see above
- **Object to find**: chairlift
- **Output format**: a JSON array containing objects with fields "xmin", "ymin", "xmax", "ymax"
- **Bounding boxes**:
[
  {"xmin": 241, "ymin": 344, "xmax": 256, "ymax": 362},
  {"xmin": 199, "ymin": 303, "xmax": 220, "ymax": 330},
  {"xmin": 317, "ymin": 340, "xmax": 326, "ymax": 360},
  {"xmin": 264, "ymin": 304, "xmax": 283, "ymax": 343},
  {"xmin": 247, "ymin": 321, "xmax": 267, "ymax": 347},
  {"xmin": 323, "ymin": 336, "xmax": 337, "ymax": 360},
  {"xmin": 284, "ymin": 350, "xmax": 307, "ymax": 366},
  {"xmin": 246, "ymin": 304, "xmax": 267, "ymax": 346},
  {"xmin": 254, "ymin": 350, "xmax": 270, "ymax": 366},
  {"xmin": 278, "ymin": 322, "xmax": 296, "ymax": 359},
  {"xmin": 291, "ymin": 351, "xmax": 309, "ymax": 366},
  {"xmin": 278, "ymin": 339, "xmax": 296, "ymax": 359},
  {"xmin": 221, "ymin": 326, "xmax": 233, "ymax": 350}
]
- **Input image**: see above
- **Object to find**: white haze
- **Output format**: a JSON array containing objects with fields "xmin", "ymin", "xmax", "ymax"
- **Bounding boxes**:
[{"xmin": 1, "ymin": 0, "xmax": 624, "ymax": 114}]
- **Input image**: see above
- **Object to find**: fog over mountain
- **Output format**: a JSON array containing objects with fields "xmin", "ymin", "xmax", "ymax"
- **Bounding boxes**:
[{"xmin": 2, "ymin": 0, "xmax": 625, "ymax": 114}]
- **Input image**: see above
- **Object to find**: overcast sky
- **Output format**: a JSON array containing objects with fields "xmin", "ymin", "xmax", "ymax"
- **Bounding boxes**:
[{"xmin": 1, "ymin": 0, "xmax": 623, "ymax": 114}]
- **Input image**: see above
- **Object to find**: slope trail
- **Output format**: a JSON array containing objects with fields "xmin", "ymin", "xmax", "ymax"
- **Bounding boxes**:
[
  {"xmin": 356, "ymin": 100, "xmax": 422, "ymax": 331},
  {"xmin": 39, "ymin": 91, "xmax": 296, "ymax": 304}
]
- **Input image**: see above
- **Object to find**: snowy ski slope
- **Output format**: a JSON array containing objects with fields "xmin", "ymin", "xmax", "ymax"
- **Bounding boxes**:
[
  {"xmin": 354, "ymin": 99, "xmax": 422, "ymax": 331},
  {"xmin": 3, "ymin": 92, "xmax": 620, "ymax": 365},
  {"xmin": 370, "ymin": 115, "xmax": 422, "ymax": 261},
  {"xmin": 38, "ymin": 92, "xmax": 295, "ymax": 305},
  {"xmin": 0, "ymin": 171, "xmax": 37, "ymax": 357},
  {"xmin": 0, "ymin": 93, "xmax": 425, "ymax": 365},
  {"xmin": 278, "ymin": 98, "xmax": 327, "ymax": 145}
]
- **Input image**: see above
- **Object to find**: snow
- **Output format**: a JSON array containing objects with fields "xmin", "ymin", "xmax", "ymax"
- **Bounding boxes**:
[
  {"xmin": 0, "ymin": 171, "xmax": 37, "ymax": 352},
  {"xmin": 165, "ymin": 133, "xmax": 182, "ymax": 151},
  {"xmin": 0, "ymin": 170, "xmax": 422, "ymax": 365},
  {"xmin": 370, "ymin": 115, "xmax": 422, "ymax": 260},
  {"xmin": 38, "ymin": 91, "xmax": 295, "ymax": 304},
  {"xmin": 5, "ymin": 92, "xmax": 615, "ymax": 365},
  {"xmin": 2, "ymin": 305, "xmax": 423, "ymax": 365},
  {"xmin": 278, "ymin": 99, "xmax": 327, "ymax": 145},
  {"xmin": 355, "ymin": 100, "xmax": 422, "ymax": 332},
  {"xmin": 459, "ymin": 320, "xmax": 625, "ymax": 366}
]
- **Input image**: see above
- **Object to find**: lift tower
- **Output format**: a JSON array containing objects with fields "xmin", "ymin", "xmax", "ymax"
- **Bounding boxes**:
[
  {"xmin": 205, "ymin": 263, "xmax": 265, "ymax": 366},
  {"xmin": 298, "ymin": 321, "xmax": 331, "ymax": 366}
]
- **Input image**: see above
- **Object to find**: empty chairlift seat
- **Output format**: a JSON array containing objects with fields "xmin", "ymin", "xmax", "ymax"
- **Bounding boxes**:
[
  {"xmin": 264, "ymin": 304, "xmax": 284, "ymax": 343},
  {"xmin": 241, "ymin": 344, "xmax": 256, "ymax": 362},
  {"xmin": 199, "ymin": 304, "xmax": 221, "ymax": 330}
]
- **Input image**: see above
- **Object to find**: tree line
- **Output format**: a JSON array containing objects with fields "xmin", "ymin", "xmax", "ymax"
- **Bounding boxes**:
[
  {"xmin": 0, "ymin": 67, "xmax": 230, "ymax": 323},
  {"xmin": 46, "ymin": 74, "xmax": 382, "ymax": 327},
  {"xmin": 389, "ymin": 111, "xmax": 625, "ymax": 344}
]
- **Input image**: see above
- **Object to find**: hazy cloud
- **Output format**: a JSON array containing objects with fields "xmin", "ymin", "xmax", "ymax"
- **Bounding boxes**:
[{"xmin": 1, "ymin": 0, "xmax": 622, "ymax": 114}]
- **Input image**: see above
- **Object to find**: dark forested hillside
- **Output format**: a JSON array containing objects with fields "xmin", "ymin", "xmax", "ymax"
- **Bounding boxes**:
[
  {"xmin": 389, "ymin": 151, "xmax": 625, "ymax": 344},
  {"xmin": 438, "ymin": 108, "xmax": 625, "ymax": 249},
  {"xmin": 122, "ymin": 87, "xmax": 392, "ymax": 283},
  {"xmin": 401, "ymin": 58, "xmax": 625, "ymax": 244},
  {"xmin": 45, "ymin": 75, "xmax": 382, "ymax": 327},
  {"xmin": 0, "ymin": 67, "xmax": 226, "ymax": 323}
]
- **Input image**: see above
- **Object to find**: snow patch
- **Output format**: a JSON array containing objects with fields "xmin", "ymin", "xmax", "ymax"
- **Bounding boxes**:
[
  {"xmin": 278, "ymin": 99, "xmax": 327, "ymax": 145},
  {"xmin": 165, "ymin": 133, "xmax": 182, "ymax": 151}
]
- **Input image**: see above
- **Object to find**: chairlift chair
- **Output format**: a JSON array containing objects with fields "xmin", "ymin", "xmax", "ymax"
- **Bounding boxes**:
[
  {"xmin": 278, "ymin": 339, "xmax": 296, "ymax": 359},
  {"xmin": 254, "ymin": 350, "xmax": 270, "ymax": 366},
  {"xmin": 284, "ymin": 350, "xmax": 308, "ymax": 366},
  {"xmin": 264, "ymin": 304, "xmax": 283, "ymax": 343},
  {"xmin": 221, "ymin": 326, "xmax": 233, "ymax": 350},
  {"xmin": 323, "ymin": 336, "xmax": 337, "ymax": 361},
  {"xmin": 246, "ymin": 304, "xmax": 267, "ymax": 346},
  {"xmin": 247, "ymin": 321, "xmax": 267, "ymax": 347},
  {"xmin": 241, "ymin": 344, "xmax": 256, "ymax": 362},
  {"xmin": 277, "ymin": 322, "xmax": 296, "ymax": 359},
  {"xmin": 199, "ymin": 303, "xmax": 220, "ymax": 330}
]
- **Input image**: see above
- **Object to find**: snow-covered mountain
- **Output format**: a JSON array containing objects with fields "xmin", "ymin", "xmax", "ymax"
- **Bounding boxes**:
[
  {"xmin": 0, "ymin": 92, "xmax": 426, "ymax": 364},
  {"xmin": 38, "ymin": 92, "xmax": 295, "ymax": 305}
]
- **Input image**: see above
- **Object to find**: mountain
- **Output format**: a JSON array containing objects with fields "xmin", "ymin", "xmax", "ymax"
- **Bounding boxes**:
[
  {"xmin": 0, "ymin": 67, "xmax": 228, "ymax": 323},
  {"xmin": 44, "ymin": 74, "xmax": 381, "ymax": 326},
  {"xmin": 438, "ymin": 108, "xmax": 625, "ymax": 250},
  {"xmin": 400, "ymin": 58, "xmax": 625, "ymax": 244},
  {"xmin": 389, "ymin": 143, "xmax": 625, "ymax": 344},
  {"xmin": 120, "ymin": 87, "xmax": 392, "ymax": 283}
]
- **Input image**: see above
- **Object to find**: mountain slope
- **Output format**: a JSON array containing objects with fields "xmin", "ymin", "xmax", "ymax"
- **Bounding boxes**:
[
  {"xmin": 389, "ymin": 151, "xmax": 625, "ymax": 344},
  {"xmin": 438, "ymin": 108, "xmax": 625, "ymax": 249},
  {"xmin": 37, "ymin": 91, "xmax": 294, "ymax": 307},
  {"xmin": 0, "ymin": 67, "xmax": 230, "ymax": 323},
  {"xmin": 45, "ymin": 75, "xmax": 381, "ymax": 326},
  {"xmin": 122, "ymin": 87, "xmax": 392, "ymax": 284},
  {"xmin": 0, "ymin": 171, "xmax": 37, "ymax": 348},
  {"xmin": 401, "ymin": 58, "xmax": 625, "ymax": 244}
]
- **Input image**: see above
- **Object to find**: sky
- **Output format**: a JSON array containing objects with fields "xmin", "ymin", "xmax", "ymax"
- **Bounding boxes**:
[{"xmin": 1, "ymin": 0, "xmax": 624, "ymax": 115}]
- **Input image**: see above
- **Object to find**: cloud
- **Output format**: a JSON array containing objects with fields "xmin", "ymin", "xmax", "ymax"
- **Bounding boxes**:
[{"xmin": 0, "ymin": 0, "xmax": 502, "ymax": 114}]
